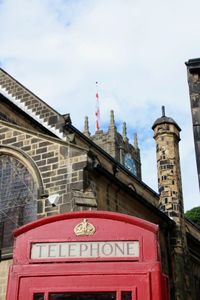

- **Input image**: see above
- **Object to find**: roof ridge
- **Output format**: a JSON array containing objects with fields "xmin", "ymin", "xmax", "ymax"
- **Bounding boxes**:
[
  {"xmin": 0, "ymin": 85, "xmax": 66, "ymax": 140},
  {"xmin": 0, "ymin": 68, "xmax": 61, "ymax": 116},
  {"xmin": 0, "ymin": 69, "xmax": 66, "ymax": 140}
]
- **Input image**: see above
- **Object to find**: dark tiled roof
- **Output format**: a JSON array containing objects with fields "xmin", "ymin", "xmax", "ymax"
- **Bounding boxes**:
[{"xmin": 152, "ymin": 115, "xmax": 181, "ymax": 131}]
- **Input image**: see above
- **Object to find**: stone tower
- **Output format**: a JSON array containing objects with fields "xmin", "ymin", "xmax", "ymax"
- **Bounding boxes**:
[
  {"xmin": 152, "ymin": 107, "xmax": 194, "ymax": 300},
  {"xmin": 152, "ymin": 106, "xmax": 183, "ymax": 221},
  {"xmin": 185, "ymin": 58, "xmax": 200, "ymax": 189},
  {"xmin": 83, "ymin": 110, "xmax": 141, "ymax": 179}
]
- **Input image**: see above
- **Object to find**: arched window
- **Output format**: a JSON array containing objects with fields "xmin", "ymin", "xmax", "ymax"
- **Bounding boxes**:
[{"xmin": 0, "ymin": 155, "xmax": 38, "ymax": 250}]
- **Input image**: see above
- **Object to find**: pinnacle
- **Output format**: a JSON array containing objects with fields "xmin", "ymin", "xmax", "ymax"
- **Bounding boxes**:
[{"xmin": 83, "ymin": 116, "xmax": 91, "ymax": 137}]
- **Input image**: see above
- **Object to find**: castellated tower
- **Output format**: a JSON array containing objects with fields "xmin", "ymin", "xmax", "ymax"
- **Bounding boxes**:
[
  {"xmin": 83, "ymin": 110, "xmax": 141, "ymax": 179},
  {"xmin": 152, "ymin": 107, "xmax": 194, "ymax": 300}
]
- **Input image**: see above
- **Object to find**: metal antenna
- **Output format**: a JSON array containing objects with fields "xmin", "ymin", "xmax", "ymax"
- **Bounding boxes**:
[{"xmin": 95, "ymin": 82, "xmax": 100, "ymax": 131}]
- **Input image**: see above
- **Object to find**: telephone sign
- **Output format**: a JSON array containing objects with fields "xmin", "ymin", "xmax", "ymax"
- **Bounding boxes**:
[{"xmin": 31, "ymin": 240, "xmax": 139, "ymax": 260}]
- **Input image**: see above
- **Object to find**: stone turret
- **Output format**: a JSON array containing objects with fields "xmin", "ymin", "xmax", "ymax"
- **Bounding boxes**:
[
  {"xmin": 152, "ymin": 107, "xmax": 194, "ymax": 300},
  {"xmin": 152, "ymin": 106, "xmax": 183, "ymax": 221}
]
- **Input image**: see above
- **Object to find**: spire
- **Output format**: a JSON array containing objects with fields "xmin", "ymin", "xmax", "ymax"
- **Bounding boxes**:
[
  {"xmin": 134, "ymin": 132, "xmax": 138, "ymax": 149},
  {"xmin": 108, "ymin": 110, "xmax": 116, "ymax": 131},
  {"xmin": 122, "ymin": 122, "xmax": 128, "ymax": 142},
  {"xmin": 152, "ymin": 106, "xmax": 181, "ymax": 131},
  {"xmin": 83, "ymin": 116, "xmax": 91, "ymax": 137},
  {"xmin": 162, "ymin": 105, "xmax": 165, "ymax": 117},
  {"xmin": 110, "ymin": 110, "xmax": 115, "ymax": 126}
]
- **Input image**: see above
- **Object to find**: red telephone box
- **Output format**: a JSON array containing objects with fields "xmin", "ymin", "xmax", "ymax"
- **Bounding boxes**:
[{"xmin": 6, "ymin": 211, "xmax": 169, "ymax": 300}]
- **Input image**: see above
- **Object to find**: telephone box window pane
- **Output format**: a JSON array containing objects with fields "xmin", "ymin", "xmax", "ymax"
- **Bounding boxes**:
[
  {"xmin": 122, "ymin": 291, "xmax": 132, "ymax": 300},
  {"xmin": 49, "ymin": 292, "xmax": 116, "ymax": 300},
  {"xmin": 34, "ymin": 293, "xmax": 44, "ymax": 300}
]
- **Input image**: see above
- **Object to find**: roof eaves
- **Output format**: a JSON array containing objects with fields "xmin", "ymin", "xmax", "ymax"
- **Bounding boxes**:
[
  {"xmin": 65, "ymin": 123, "xmax": 160, "ymax": 199},
  {"xmin": 94, "ymin": 164, "xmax": 175, "ymax": 226}
]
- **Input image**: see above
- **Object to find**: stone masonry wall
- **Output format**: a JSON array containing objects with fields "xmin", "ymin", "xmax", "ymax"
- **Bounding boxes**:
[
  {"xmin": 186, "ymin": 65, "xmax": 200, "ymax": 188},
  {"xmin": 0, "ymin": 121, "xmax": 90, "ymax": 215},
  {"xmin": 0, "ymin": 121, "xmax": 96, "ymax": 253},
  {"xmin": 0, "ymin": 260, "xmax": 12, "ymax": 300}
]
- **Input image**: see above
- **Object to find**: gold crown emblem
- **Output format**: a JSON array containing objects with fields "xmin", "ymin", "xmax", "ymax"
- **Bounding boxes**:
[{"xmin": 74, "ymin": 219, "xmax": 96, "ymax": 236}]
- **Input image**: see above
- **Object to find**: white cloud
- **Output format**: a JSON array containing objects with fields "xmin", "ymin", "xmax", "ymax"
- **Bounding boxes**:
[{"xmin": 0, "ymin": 0, "xmax": 199, "ymax": 210}]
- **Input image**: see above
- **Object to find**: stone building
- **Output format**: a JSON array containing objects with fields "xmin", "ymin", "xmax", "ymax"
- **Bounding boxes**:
[
  {"xmin": 0, "ymin": 68, "xmax": 200, "ymax": 300},
  {"xmin": 186, "ymin": 58, "xmax": 200, "ymax": 189}
]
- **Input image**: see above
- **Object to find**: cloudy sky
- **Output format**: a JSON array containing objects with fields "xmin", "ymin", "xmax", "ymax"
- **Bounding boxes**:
[{"xmin": 0, "ymin": 0, "xmax": 199, "ymax": 211}]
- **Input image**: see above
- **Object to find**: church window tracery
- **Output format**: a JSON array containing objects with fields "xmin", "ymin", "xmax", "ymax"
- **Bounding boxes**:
[{"xmin": 0, "ymin": 155, "xmax": 37, "ymax": 249}]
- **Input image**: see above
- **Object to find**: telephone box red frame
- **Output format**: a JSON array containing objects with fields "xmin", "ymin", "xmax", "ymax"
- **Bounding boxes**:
[{"xmin": 6, "ymin": 211, "xmax": 169, "ymax": 300}]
